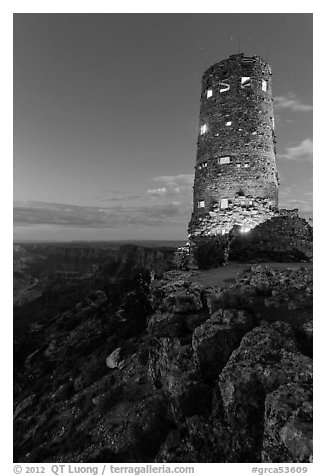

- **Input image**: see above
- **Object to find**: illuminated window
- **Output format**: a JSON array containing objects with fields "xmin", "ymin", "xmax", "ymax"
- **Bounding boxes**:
[
  {"xmin": 198, "ymin": 200, "xmax": 205, "ymax": 208},
  {"xmin": 262, "ymin": 80, "xmax": 267, "ymax": 92},
  {"xmin": 200, "ymin": 124, "xmax": 207, "ymax": 135},
  {"xmin": 219, "ymin": 81, "xmax": 230, "ymax": 93},
  {"xmin": 219, "ymin": 156, "xmax": 230, "ymax": 165},
  {"xmin": 236, "ymin": 164, "xmax": 241, "ymax": 168},
  {"xmin": 226, "ymin": 121, "xmax": 232, "ymax": 127},
  {"xmin": 206, "ymin": 89, "xmax": 213, "ymax": 98},
  {"xmin": 220, "ymin": 198, "xmax": 229, "ymax": 209},
  {"xmin": 241, "ymin": 77, "xmax": 251, "ymax": 88},
  {"xmin": 199, "ymin": 162, "xmax": 207, "ymax": 170},
  {"xmin": 244, "ymin": 163, "xmax": 249, "ymax": 168},
  {"xmin": 242, "ymin": 58, "xmax": 254, "ymax": 64},
  {"xmin": 221, "ymin": 229, "xmax": 226, "ymax": 235}
]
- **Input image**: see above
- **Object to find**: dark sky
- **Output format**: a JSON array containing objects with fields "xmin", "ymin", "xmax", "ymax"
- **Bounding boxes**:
[{"xmin": 13, "ymin": 13, "xmax": 313, "ymax": 241}]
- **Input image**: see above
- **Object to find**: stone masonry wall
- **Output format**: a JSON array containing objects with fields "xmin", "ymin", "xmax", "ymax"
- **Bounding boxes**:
[
  {"xmin": 229, "ymin": 211, "xmax": 313, "ymax": 262},
  {"xmin": 188, "ymin": 53, "xmax": 279, "ymax": 241}
]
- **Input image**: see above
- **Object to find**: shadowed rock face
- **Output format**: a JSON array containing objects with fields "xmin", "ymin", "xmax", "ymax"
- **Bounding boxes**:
[
  {"xmin": 192, "ymin": 308, "xmax": 253, "ymax": 382},
  {"xmin": 262, "ymin": 383, "xmax": 313, "ymax": 463},
  {"xmin": 14, "ymin": 262, "xmax": 312, "ymax": 463},
  {"xmin": 219, "ymin": 322, "xmax": 312, "ymax": 461},
  {"xmin": 148, "ymin": 338, "xmax": 211, "ymax": 422}
]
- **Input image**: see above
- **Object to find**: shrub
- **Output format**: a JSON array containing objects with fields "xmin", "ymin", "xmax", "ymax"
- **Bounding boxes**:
[{"xmin": 193, "ymin": 236, "xmax": 229, "ymax": 269}]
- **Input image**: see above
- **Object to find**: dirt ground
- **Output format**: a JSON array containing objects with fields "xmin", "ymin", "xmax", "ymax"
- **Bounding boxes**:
[{"xmin": 188, "ymin": 261, "xmax": 313, "ymax": 289}]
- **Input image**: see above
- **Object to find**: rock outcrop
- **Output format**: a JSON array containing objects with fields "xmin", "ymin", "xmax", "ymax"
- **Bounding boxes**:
[
  {"xmin": 192, "ymin": 308, "xmax": 253, "ymax": 382},
  {"xmin": 14, "ymin": 262, "xmax": 313, "ymax": 463},
  {"xmin": 262, "ymin": 383, "xmax": 313, "ymax": 463},
  {"xmin": 219, "ymin": 322, "xmax": 312, "ymax": 461}
]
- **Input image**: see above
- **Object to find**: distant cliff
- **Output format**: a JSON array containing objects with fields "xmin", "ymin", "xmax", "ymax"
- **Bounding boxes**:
[
  {"xmin": 14, "ymin": 243, "xmax": 177, "ymax": 278},
  {"xmin": 13, "ymin": 243, "xmax": 178, "ymax": 332}
]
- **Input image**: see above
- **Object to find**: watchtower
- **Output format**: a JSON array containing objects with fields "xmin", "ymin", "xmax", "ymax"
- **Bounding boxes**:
[{"xmin": 188, "ymin": 53, "xmax": 279, "ymax": 242}]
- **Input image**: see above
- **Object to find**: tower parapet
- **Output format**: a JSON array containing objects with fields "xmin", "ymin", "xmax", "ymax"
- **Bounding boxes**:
[{"xmin": 188, "ymin": 53, "xmax": 279, "ymax": 242}]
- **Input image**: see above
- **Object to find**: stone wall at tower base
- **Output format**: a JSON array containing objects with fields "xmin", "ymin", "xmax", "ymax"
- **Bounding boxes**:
[
  {"xmin": 229, "ymin": 213, "xmax": 312, "ymax": 263},
  {"xmin": 188, "ymin": 211, "xmax": 312, "ymax": 270},
  {"xmin": 189, "ymin": 196, "xmax": 277, "ymax": 238}
]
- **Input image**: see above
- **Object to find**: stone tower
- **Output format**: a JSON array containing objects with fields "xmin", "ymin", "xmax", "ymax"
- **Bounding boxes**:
[{"xmin": 188, "ymin": 53, "xmax": 279, "ymax": 244}]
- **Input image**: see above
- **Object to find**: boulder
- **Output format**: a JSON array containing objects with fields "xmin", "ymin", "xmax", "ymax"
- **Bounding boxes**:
[
  {"xmin": 218, "ymin": 322, "xmax": 312, "ymax": 461},
  {"xmin": 147, "ymin": 310, "xmax": 207, "ymax": 338},
  {"xmin": 160, "ymin": 290, "xmax": 203, "ymax": 314},
  {"xmin": 147, "ymin": 312, "xmax": 187, "ymax": 338},
  {"xmin": 106, "ymin": 348, "xmax": 122, "ymax": 369},
  {"xmin": 148, "ymin": 338, "xmax": 210, "ymax": 421},
  {"xmin": 262, "ymin": 383, "xmax": 312, "ymax": 463},
  {"xmin": 155, "ymin": 415, "xmax": 231, "ymax": 462},
  {"xmin": 192, "ymin": 308, "xmax": 253, "ymax": 382},
  {"xmin": 94, "ymin": 395, "xmax": 170, "ymax": 462}
]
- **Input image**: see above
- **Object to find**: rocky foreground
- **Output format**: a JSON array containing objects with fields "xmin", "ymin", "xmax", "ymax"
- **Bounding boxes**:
[{"xmin": 14, "ymin": 264, "xmax": 313, "ymax": 463}]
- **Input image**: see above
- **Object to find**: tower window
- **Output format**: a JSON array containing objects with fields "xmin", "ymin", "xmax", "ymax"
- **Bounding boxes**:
[
  {"xmin": 220, "ymin": 198, "xmax": 229, "ymax": 209},
  {"xmin": 226, "ymin": 121, "xmax": 232, "ymax": 127},
  {"xmin": 219, "ymin": 156, "xmax": 230, "ymax": 165},
  {"xmin": 236, "ymin": 163, "xmax": 241, "ymax": 168},
  {"xmin": 262, "ymin": 80, "xmax": 267, "ymax": 92},
  {"xmin": 219, "ymin": 81, "xmax": 230, "ymax": 93},
  {"xmin": 206, "ymin": 89, "xmax": 213, "ymax": 98},
  {"xmin": 244, "ymin": 163, "xmax": 249, "ymax": 168},
  {"xmin": 241, "ymin": 77, "xmax": 251, "ymax": 88},
  {"xmin": 198, "ymin": 200, "xmax": 205, "ymax": 208},
  {"xmin": 242, "ymin": 58, "xmax": 254, "ymax": 64},
  {"xmin": 200, "ymin": 124, "xmax": 208, "ymax": 135}
]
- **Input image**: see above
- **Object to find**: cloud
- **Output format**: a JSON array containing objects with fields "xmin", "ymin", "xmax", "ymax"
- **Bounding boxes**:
[
  {"xmin": 278, "ymin": 182, "xmax": 312, "ymax": 216},
  {"xmin": 150, "ymin": 174, "xmax": 194, "ymax": 197},
  {"xmin": 152, "ymin": 174, "xmax": 193, "ymax": 187},
  {"xmin": 279, "ymin": 138, "xmax": 313, "ymax": 161},
  {"xmin": 94, "ymin": 190, "xmax": 143, "ymax": 202},
  {"xmin": 273, "ymin": 93, "xmax": 313, "ymax": 112},
  {"xmin": 13, "ymin": 200, "xmax": 190, "ymax": 229},
  {"xmin": 282, "ymin": 201, "xmax": 313, "ymax": 214},
  {"xmin": 146, "ymin": 187, "xmax": 167, "ymax": 196},
  {"xmin": 14, "ymin": 173, "xmax": 196, "ymax": 231},
  {"xmin": 143, "ymin": 174, "xmax": 194, "ymax": 206}
]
